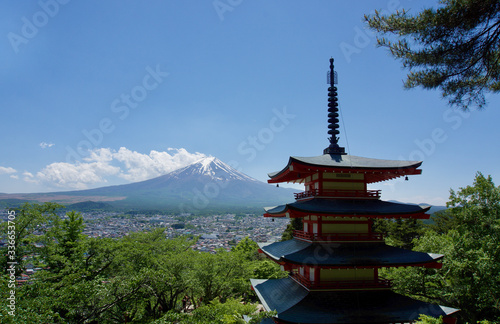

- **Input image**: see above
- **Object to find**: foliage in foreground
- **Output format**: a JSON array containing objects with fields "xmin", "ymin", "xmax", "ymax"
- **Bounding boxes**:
[
  {"xmin": 415, "ymin": 314, "xmax": 494, "ymax": 324},
  {"xmin": 0, "ymin": 204, "xmax": 283, "ymax": 323},
  {"xmin": 153, "ymin": 298, "xmax": 276, "ymax": 324},
  {"xmin": 383, "ymin": 172, "xmax": 500, "ymax": 323}
]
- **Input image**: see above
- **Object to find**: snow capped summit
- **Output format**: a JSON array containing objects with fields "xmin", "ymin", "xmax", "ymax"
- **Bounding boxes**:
[
  {"xmin": 199, "ymin": 156, "xmax": 216, "ymax": 172},
  {"xmin": 171, "ymin": 156, "xmax": 257, "ymax": 182}
]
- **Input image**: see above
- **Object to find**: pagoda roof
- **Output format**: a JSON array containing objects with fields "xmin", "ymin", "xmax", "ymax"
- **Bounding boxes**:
[
  {"xmin": 268, "ymin": 154, "xmax": 422, "ymax": 184},
  {"xmin": 258, "ymin": 239, "xmax": 443, "ymax": 268},
  {"xmin": 251, "ymin": 278, "xmax": 459, "ymax": 323},
  {"xmin": 264, "ymin": 198, "xmax": 430, "ymax": 218}
]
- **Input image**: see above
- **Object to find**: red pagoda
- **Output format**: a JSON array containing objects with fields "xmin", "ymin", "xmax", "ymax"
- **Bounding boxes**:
[{"xmin": 250, "ymin": 58, "xmax": 459, "ymax": 324}]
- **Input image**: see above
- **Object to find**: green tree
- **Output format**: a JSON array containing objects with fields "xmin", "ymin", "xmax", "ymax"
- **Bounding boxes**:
[
  {"xmin": 154, "ymin": 298, "xmax": 275, "ymax": 324},
  {"xmin": 190, "ymin": 250, "xmax": 250, "ymax": 306},
  {"xmin": 373, "ymin": 218, "xmax": 424, "ymax": 250},
  {"xmin": 37, "ymin": 210, "xmax": 87, "ymax": 275},
  {"xmin": 415, "ymin": 315, "xmax": 443, "ymax": 324},
  {"xmin": 1, "ymin": 204, "xmax": 284, "ymax": 323},
  {"xmin": 426, "ymin": 209, "xmax": 459, "ymax": 235},
  {"xmin": 14, "ymin": 209, "xmax": 132, "ymax": 323},
  {"xmin": 0, "ymin": 202, "xmax": 62, "ymax": 275},
  {"xmin": 280, "ymin": 217, "xmax": 302, "ymax": 241},
  {"xmin": 106, "ymin": 230, "xmax": 197, "ymax": 321},
  {"xmin": 251, "ymin": 260, "xmax": 286, "ymax": 280},
  {"xmin": 415, "ymin": 315, "xmax": 494, "ymax": 324},
  {"xmin": 365, "ymin": 0, "xmax": 500, "ymax": 109},
  {"xmin": 16, "ymin": 228, "xmax": 199, "ymax": 323},
  {"xmin": 384, "ymin": 172, "xmax": 500, "ymax": 323},
  {"xmin": 231, "ymin": 237, "xmax": 286, "ymax": 281},
  {"xmin": 0, "ymin": 276, "xmax": 59, "ymax": 324},
  {"xmin": 231, "ymin": 237, "xmax": 260, "ymax": 261}
]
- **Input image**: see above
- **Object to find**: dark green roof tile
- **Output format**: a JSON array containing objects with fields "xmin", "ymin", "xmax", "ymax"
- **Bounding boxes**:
[
  {"xmin": 269, "ymin": 154, "xmax": 422, "ymax": 178},
  {"xmin": 251, "ymin": 278, "xmax": 458, "ymax": 323},
  {"xmin": 265, "ymin": 198, "xmax": 430, "ymax": 216},
  {"xmin": 260, "ymin": 239, "xmax": 443, "ymax": 267}
]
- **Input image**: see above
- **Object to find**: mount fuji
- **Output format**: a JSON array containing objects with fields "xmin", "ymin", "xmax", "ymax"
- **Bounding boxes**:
[{"xmin": 0, "ymin": 157, "xmax": 297, "ymax": 213}]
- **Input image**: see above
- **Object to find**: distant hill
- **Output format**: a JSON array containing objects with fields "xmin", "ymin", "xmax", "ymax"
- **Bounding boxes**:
[
  {"xmin": 387, "ymin": 200, "xmax": 447, "ymax": 214},
  {"xmin": 64, "ymin": 201, "xmax": 115, "ymax": 212},
  {"xmin": 422, "ymin": 205, "xmax": 448, "ymax": 225},
  {"xmin": 424, "ymin": 205, "xmax": 448, "ymax": 215},
  {"xmin": 386, "ymin": 200, "xmax": 447, "ymax": 225},
  {"xmin": 0, "ymin": 198, "xmax": 29, "ymax": 209},
  {"xmin": 0, "ymin": 157, "xmax": 297, "ymax": 214}
]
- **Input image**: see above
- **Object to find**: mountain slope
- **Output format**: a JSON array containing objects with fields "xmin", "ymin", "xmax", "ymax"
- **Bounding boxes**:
[
  {"xmin": 0, "ymin": 157, "xmax": 296, "ymax": 213},
  {"xmin": 97, "ymin": 156, "xmax": 296, "ymax": 212}
]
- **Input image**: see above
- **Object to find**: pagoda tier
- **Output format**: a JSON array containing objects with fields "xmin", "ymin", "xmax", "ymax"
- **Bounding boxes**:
[
  {"xmin": 251, "ymin": 278, "xmax": 459, "ymax": 324},
  {"xmin": 264, "ymin": 199, "xmax": 430, "ymax": 219},
  {"xmin": 267, "ymin": 154, "xmax": 422, "ymax": 185},
  {"xmin": 258, "ymin": 240, "xmax": 443, "ymax": 269},
  {"xmin": 258, "ymin": 240, "xmax": 443, "ymax": 292}
]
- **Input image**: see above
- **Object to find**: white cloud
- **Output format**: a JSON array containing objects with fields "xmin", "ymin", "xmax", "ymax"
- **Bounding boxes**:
[
  {"xmin": 114, "ymin": 147, "xmax": 206, "ymax": 182},
  {"xmin": 84, "ymin": 148, "xmax": 115, "ymax": 163},
  {"xmin": 0, "ymin": 166, "xmax": 17, "ymax": 175},
  {"xmin": 40, "ymin": 142, "xmax": 55, "ymax": 149},
  {"xmin": 35, "ymin": 160, "xmax": 121, "ymax": 190},
  {"xmin": 23, "ymin": 172, "xmax": 37, "ymax": 183},
  {"xmin": 24, "ymin": 147, "xmax": 207, "ymax": 190}
]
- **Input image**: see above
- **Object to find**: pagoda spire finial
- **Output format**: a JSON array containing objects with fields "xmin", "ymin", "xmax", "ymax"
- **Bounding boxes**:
[{"xmin": 324, "ymin": 57, "xmax": 346, "ymax": 155}]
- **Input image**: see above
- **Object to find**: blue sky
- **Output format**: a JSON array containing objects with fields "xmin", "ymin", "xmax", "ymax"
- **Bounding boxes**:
[{"xmin": 1, "ymin": 0, "xmax": 499, "ymax": 206}]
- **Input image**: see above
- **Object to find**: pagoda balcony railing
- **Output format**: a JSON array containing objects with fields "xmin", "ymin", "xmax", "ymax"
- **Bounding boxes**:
[
  {"xmin": 293, "ymin": 230, "xmax": 384, "ymax": 242},
  {"xmin": 294, "ymin": 189, "xmax": 381, "ymax": 200},
  {"xmin": 291, "ymin": 273, "xmax": 392, "ymax": 290}
]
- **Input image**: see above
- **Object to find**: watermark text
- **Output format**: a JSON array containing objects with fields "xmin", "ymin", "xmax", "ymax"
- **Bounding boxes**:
[
  {"xmin": 5, "ymin": 210, "xmax": 17, "ymax": 317},
  {"xmin": 8, "ymin": 0, "xmax": 71, "ymax": 54}
]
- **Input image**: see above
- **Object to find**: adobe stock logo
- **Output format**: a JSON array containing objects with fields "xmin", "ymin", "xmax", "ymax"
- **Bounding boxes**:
[
  {"xmin": 7, "ymin": 0, "xmax": 71, "ymax": 54},
  {"xmin": 384, "ymin": 107, "xmax": 471, "ymax": 194},
  {"xmin": 237, "ymin": 106, "xmax": 296, "ymax": 162},
  {"xmin": 339, "ymin": 0, "xmax": 406, "ymax": 63},
  {"xmin": 399, "ymin": 108, "xmax": 470, "ymax": 163},
  {"xmin": 213, "ymin": 0, "xmax": 243, "ymax": 21}
]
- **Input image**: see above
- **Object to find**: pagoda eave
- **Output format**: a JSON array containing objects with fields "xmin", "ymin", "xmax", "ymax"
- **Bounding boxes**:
[
  {"xmin": 263, "ymin": 253, "xmax": 444, "ymax": 270},
  {"xmin": 268, "ymin": 155, "xmax": 423, "ymax": 184},
  {"xmin": 258, "ymin": 240, "xmax": 444, "ymax": 269},
  {"xmin": 268, "ymin": 167, "xmax": 422, "ymax": 184},
  {"xmin": 264, "ymin": 199, "xmax": 431, "ymax": 219},
  {"xmin": 274, "ymin": 259, "xmax": 444, "ymax": 270},
  {"xmin": 251, "ymin": 278, "xmax": 459, "ymax": 324},
  {"xmin": 264, "ymin": 209, "xmax": 430, "ymax": 220}
]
